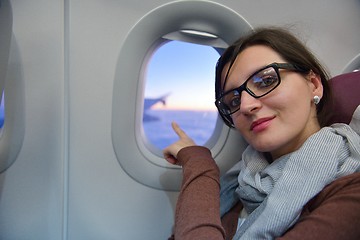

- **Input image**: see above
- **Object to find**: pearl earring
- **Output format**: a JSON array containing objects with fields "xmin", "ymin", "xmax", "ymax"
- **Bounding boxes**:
[{"xmin": 313, "ymin": 96, "xmax": 320, "ymax": 105}]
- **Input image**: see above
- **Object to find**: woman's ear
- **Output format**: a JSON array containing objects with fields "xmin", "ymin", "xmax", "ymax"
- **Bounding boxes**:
[{"xmin": 308, "ymin": 70, "xmax": 323, "ymax": 99}]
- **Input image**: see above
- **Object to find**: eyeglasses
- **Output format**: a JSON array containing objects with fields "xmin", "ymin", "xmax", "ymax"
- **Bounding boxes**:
[{"xmin": 215, "ymin": 62, "xmax": 307, "ymax": 116}]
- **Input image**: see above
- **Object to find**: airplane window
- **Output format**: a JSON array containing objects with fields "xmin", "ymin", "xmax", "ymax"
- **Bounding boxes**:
[
  {"xmin": 143, "ymin": 40, "xmax": 220, "ymax": 150},
  {"xmin": 111, "ymin": 0, "xmax": 252, "ymax": 190}
]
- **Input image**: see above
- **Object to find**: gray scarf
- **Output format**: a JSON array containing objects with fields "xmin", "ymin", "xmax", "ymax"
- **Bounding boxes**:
[{"xmin": 220, "ymin": 107, "xmax": 360, "ymax": 240}]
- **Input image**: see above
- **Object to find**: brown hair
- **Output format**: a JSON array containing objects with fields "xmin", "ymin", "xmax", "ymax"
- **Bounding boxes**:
[{"xmin": 215, "ymin": 27, "xmax": 332, "ymax": 127}]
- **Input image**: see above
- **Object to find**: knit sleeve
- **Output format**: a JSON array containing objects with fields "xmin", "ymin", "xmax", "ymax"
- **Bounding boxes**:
[{"xmin": 173, "ymin": 146, "xmax": 225, "ymax": 240}]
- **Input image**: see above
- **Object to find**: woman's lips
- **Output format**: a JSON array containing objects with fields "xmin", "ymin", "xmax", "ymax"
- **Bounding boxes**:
[{"xmin": 250, "ymin": 117, "xmax": 275, "ymax": 132}]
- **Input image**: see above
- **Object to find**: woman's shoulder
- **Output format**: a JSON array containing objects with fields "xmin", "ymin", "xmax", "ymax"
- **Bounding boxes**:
[
  {"xmin": 280, "ymin": 172, "xmax": 360, "ymax": 240},
  {"xmin": 307, "ymin": 171, "xmax": 360, "ymax": 210}
]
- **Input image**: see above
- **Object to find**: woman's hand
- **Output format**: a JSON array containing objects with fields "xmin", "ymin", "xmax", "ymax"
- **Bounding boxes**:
[{"xmin": 163, "ymin": 121, "xmax": 196, "ymax": 165}]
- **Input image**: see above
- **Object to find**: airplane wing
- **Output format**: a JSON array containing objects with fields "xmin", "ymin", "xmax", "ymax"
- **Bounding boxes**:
[{"xmin": 144, "ymin": 93, "xmax": 170, "ymax": 111}]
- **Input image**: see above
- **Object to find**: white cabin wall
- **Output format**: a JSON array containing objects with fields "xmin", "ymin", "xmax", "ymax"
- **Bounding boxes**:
[
  {"xmin": 0, "ymin": 0, "xmax": 359, "ymax": 239},
  {"xmin": 0, "ymin": 0, "xmax": 65, "ymax": 239}
]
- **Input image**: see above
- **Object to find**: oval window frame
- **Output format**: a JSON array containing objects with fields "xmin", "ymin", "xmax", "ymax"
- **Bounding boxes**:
[
  {"xmin": 0, "ymin": 37, "xmax": 25, "ymax": 173},
  {"xmin": 0, "ymin": 1, "xmax": 25, "ymax": 173},
  {"xmin": 112, "ymin": 0, "xmax": 252, "ymax": 190}
]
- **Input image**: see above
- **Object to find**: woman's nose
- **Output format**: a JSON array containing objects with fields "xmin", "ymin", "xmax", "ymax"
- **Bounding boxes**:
[{"xmin": 238, "ymin": 91, "xmax": 261, "ymax": 114}]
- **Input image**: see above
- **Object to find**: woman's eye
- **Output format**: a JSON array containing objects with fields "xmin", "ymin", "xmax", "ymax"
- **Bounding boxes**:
[
  {"xmin": 229, "ymin": 96, "xmax": 240, "ymax": 108},
  {"xmin": 257, "ymin": 75, "xmax": 277, "ymax": 88}
]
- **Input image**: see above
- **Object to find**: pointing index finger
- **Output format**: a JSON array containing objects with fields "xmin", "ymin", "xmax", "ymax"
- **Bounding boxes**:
[{"xmin": 171, "ymin": 121, "xmax": 187, "ymax": 139}]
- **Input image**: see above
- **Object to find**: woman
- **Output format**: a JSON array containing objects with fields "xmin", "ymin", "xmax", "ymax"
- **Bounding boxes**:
[{"xmin": 163, "ymin": 27, "xmax": 360, "ymax": 239}]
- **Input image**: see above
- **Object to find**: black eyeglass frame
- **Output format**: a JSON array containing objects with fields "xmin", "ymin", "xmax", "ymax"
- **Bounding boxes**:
[{"xmin": 215, "ymin": 62, "xmax": 308, "ymax": 127}]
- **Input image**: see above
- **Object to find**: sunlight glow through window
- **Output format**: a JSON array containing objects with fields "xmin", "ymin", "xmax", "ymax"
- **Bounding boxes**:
[{"xmin": 143, "ymin": 40, "xmax": 220, "ymax": 149}]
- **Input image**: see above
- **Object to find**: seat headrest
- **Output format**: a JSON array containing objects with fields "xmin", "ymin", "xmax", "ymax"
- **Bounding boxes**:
[{"xmin": 328, "ymin": 71, "xmax": 360, "ymax": 125}]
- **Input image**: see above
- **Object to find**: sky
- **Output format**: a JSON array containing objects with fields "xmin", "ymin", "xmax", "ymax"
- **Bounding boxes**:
[{"xmin": 145, "ymin": 40, "xmax": 220, "ymax": 111}]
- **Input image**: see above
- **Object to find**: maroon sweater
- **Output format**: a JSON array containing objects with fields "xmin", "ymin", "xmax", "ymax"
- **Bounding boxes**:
[{"xmin": 170, "ymin": 146, "xmax": 360, "ymax": 240}]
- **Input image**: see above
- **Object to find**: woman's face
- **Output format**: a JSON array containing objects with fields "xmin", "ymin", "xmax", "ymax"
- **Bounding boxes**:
[{"xmin": 222, "ymin": 45, "xmax": 323, "ymax": 160}]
